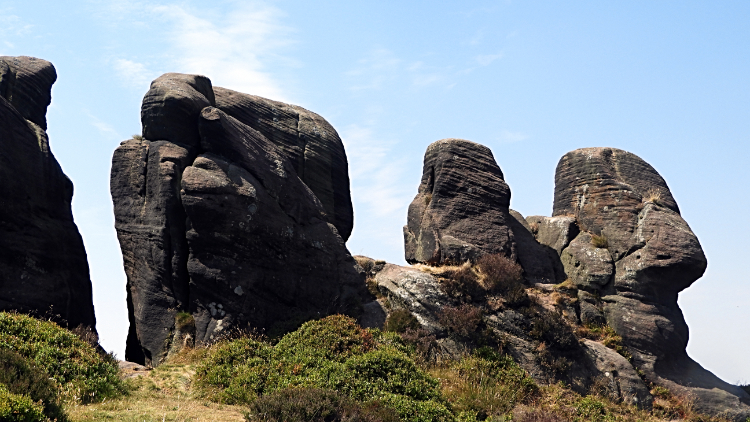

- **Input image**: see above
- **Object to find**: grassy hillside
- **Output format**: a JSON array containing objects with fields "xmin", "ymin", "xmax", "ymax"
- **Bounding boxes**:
[{"xmin": 0, "ymin": 311, "xmax": 733, "ymax": 422}]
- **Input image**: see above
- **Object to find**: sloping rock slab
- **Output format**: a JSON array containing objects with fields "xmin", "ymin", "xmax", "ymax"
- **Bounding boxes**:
[
  {"xmin": 581, "ymin": 339, "xmax": 652, "ymax": 409},
  {"xmin": 373, "ymin": 264, "xmax": 454, "ymax": 335}
]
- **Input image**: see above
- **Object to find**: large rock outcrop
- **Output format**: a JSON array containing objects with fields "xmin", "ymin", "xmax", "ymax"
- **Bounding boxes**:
[
  {"xmin": 397, "ymin": 141, "xmax": 747, "ymax": 418},
  {"xmin": 404, "ymin": 138, "xmax": 558, "ymax": 283},
  {"xmin": 404, "ymin": 139, "xmax": 516, "ymax": 265},
  {"xmin": 112, "ymin": 73, "xmax": 363, "ymax": 366},
  {"xmin": 0, "ymin": 56, "xmax": 95, "ymax": 329},
  {"xmin": 550, "ymin": 147, "xmax": 749, "ymax": 420}
]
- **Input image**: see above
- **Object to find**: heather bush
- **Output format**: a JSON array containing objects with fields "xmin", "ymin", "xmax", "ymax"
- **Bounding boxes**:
[
  {"xmin": 476, "ymin": 254, "xmax": 524, "ymax": 293},
  {"xmin": 0, "ymin": 383, "xmax": 46, "ymax": 422},
  {"xmin": 440, "ymin": 263, "xmax": 483, "ymax": 299},
  {"xmin": 384, "ymin": 309, "xmax": 420, "ymax": 334},
  {"xmin": 438, "ymin": 304, "xmax": 483, "ymax": 339},
  {"xmin": 195, "ymin": 315, "xmax": 450, "ymax": 422},
  {"xmin": 0, "ymin": 348, "xmax": 65, "ymax": 421},
  {"xmin": 0, "ymin": 312, "xmax": 125, "ymax": 404}
]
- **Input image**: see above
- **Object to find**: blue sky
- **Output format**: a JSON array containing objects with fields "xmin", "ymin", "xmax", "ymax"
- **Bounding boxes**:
[{"xmin": 2, "ymin": 1, "xmax": 748, "ymax": 382}]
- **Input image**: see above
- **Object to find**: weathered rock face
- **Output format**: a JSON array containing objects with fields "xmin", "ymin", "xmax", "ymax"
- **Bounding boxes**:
[
  {"xmin": 112, "ymin": 74, "xmax": 362, "ymax": 366},
  {"xmin": 368, "ymin": 260, "xmax": 651, "ymax": 407},
  {"xmin": 552, "ymin": 147, "xmax": 750, "ymax": 420},
  {"xmin": 0, "ymin": 56, "xmax": 95, "ymax": 330},
  {"xmin": 213, "ymin": 87, "xmax": 353, "ymax": 240},
  {"xmin": 509, "ymin": 210, "xmax": 560, "ymax": 284},
  {"xmin": 404, "ymin": 139, "xmax": 516, "ymax": 265},
  {"xmin": 404, "ymin": 138, "xmax": 560, "ymax": 284},
  {"xmin": 560, "ymin": 232, "xmax": 614, "ymax": 292},
  {"xmin": 397, "ymin": 141, "xmax": 746, "ymax": 418}
]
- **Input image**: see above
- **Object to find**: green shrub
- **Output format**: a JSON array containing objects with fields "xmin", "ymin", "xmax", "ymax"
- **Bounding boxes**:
[
  {"xmin": 194, "ymin": 337, "xmax": 272, "ymax": 404},
  {"xmin": 175, "ymin": 311, "xmax": 195, "ymax": 332},
  {"xmin": 0, "ymin": 348, "xmax": 65, "ymax": 421},
  {"xmin": 0, "ymin": 383, "xmax": 47, "ymax": 422},
  {"xmin": 196, "ymin": 315, "xmax": 451, "ymax": 422},
  {"xmin": 273, "ymin": 315, "xmax": 375, "ymax": 362},
  {"xmin": 575, "ymin": 396, "xmax": 609, "ymax": 422},
  {"xmin": 443, "ymin": 348, "xmax": 537, "ymax": 418},
  {"xmin": 333, "ymin": 347, "xmax": 442, "ymax": 402},
  {"xmin": 376, "ymin": 393, "xmax": 454, "ymax": 422},
  {"xmin": 246, "ymin": 387, "xmax": 400, "ymax": 422},
  {"xmin": 384, "ymin": 309, "xmax": 420, "ymax": 334},
  {"xmin": 0, "ymin": 312, "xmax": 126, "ymax": 404}
]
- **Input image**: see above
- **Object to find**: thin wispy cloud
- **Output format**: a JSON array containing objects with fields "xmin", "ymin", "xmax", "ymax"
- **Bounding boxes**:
[
  {"xmin": 152, "ymin": 2, "xmax": 293, "ymax": 101},
  {"xmin": 346, "ymin": 48, "xmax": 401, "ymax": 91},
  {"xmin": 0, "ymin": 9, "xmax": 32, "ymax": 40},
  {"xmin": 341, "ymin": 124, "xmax": 412, "ymax": 219},
  {"xmin": 98, "ymin": 1, "xmax": 294, "ymax": 101},
  {"xmin": 85, "ymin": 109, "xmax": 122, "ymax": 141},
  {"xmin": 348, "ymin": 48, "xmax": 453, "ymax": 91},
  {"xmin": 475, "ymin": 52, "xmax": 503, "ymax": 66},
  {"xmin": 498, "ymin": 130, "xmax": 529, "ymax": 144},
  {"xmin": 112, "ymin": 58, "xmax": 154, "ymax": 90}
]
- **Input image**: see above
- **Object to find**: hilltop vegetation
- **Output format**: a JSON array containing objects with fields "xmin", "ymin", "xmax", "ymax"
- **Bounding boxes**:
[
  {"xmin": 0, "ymin": 311, "xmax": 733, "ymax": 422},
  {"xmin": 0, "ymin": 312, "xmax": 126, "ymax": 421}
]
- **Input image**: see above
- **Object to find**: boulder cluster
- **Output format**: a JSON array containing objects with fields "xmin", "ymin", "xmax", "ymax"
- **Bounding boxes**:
[
  {"xmin": 0, "ymin": 56, "xmax": 747, "ymax": 420},
  {"xmin": 387, "ymin": 140, "xmax": 749, "ymax": 419}
]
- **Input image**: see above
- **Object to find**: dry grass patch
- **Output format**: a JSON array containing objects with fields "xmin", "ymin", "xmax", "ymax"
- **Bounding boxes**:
[
  {"xmin": 68, "ymin": 348, "xmax": 246, "ymax": 422},
  {"xmin": 643, "ymin": 189, "xmax": 662, "ymax": 205}
]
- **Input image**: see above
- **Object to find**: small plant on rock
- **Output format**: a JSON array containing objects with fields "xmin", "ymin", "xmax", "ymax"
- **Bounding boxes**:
[
  {"xmin": 644, "ymin": 188, "xmax": 662, "ymax": 205},
  {"xmin": 590, "ymin": 233, "xmax": 609, "ymax": 249}
]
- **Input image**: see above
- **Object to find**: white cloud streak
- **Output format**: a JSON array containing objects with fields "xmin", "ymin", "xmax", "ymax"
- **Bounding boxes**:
[
  {"xmin": 498, "ymin": 130, "xmax": 529, "ymax": 144},
  {"xmin": 85, "ymin": 109, "xmax": 122, "ymax": 140},
  {"xmin": 475, "ymin": 52, "xmax": 503, "ymax": 66},
  {"xmin": 342, "ymin": 124, "xmax": 413, "ymax": 219},
  {"xmin": 348, "ymin": 48, "xmax": 453, "ymax": 91},
  {"xmin": 0, "ymin": 9, "xmax": 32, "ymax": 43},
  {"xmin": 151, "ymin": 2, "xmax": 293, "ymax": 101},
  {"xmin": 100, "ymin": 1, "xmax": 294, "ymax": 100},
  {"xmin": 112, "ymin": 58, "xmax": 154, "ymax": 90}
]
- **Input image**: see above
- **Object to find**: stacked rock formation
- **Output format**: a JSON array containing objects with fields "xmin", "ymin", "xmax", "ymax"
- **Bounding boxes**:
[
  {"xmin": 542, "ymin": 147, "xmax": 750, "ymax": 419},
  {"xmin": 399, "ymin": 141, "xmax": 749, "ymax": 419},
  {"xmin": 0, "ymin": 56, "xmax": 95, "ymax": 329},
  {"xmin": 112, "ymin": 73, "xmax": 363, "ymax": 366}
]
